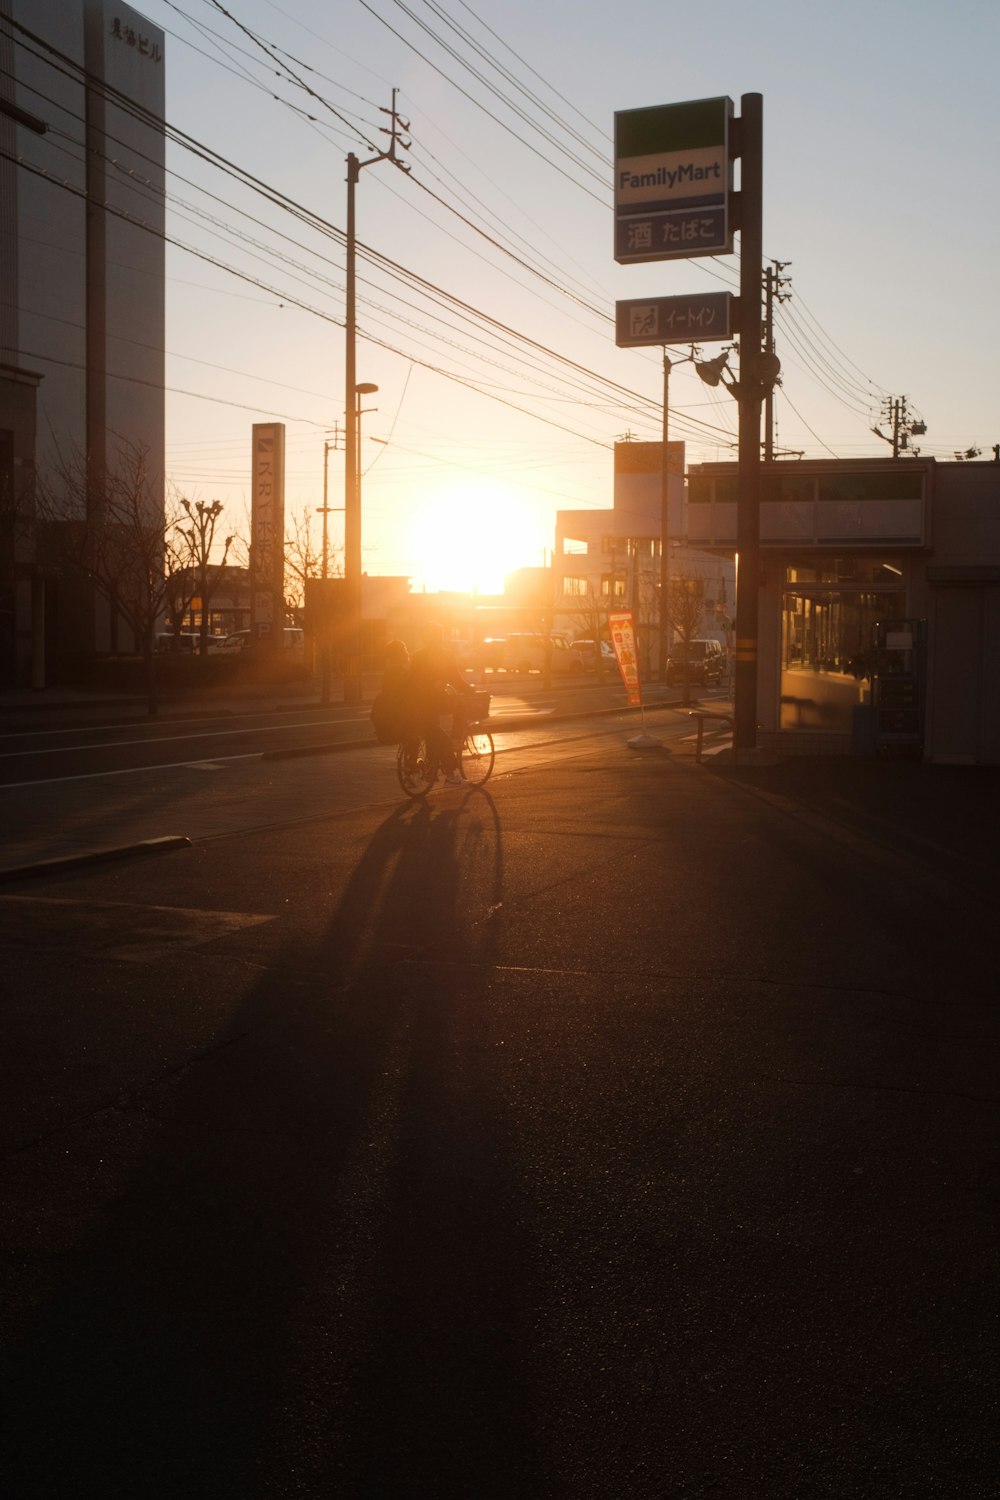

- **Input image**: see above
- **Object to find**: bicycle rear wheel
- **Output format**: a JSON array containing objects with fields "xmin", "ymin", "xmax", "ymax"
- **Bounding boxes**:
[
  {"xmin": 461, "ymin": 729, "xmax": 495, "ymax": 785},
  {"xmin": 397, "ymin": 737, "xmax": 435, "ymax": 798}
]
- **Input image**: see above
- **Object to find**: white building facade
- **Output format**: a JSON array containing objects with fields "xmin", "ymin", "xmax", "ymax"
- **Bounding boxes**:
[
  {"xmin": 0, "ymin": 0, "xmax": 165, "ymax": 685},
  {"xmin": 554, "ymin": 440, "xmax": 735, "ymax": 677}
]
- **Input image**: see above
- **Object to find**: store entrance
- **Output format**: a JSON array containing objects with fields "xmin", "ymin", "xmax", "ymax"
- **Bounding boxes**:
[{"xmin": 780, "ymin": 560, "xmax": 905, "ymax": 732}]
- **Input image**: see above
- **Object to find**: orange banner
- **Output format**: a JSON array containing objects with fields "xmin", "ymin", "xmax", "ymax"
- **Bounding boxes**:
[{"xmin": 608, "ymin": 610, "xmax": 642, "ymax": 706}]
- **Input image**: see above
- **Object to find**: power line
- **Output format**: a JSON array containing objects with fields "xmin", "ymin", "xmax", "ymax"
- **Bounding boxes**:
[
  {"xmin": 4, "ymin": 8, "xmax": 783, "ymax": 457},
  {"xmin": 4, "ymin": 81, "xmax": 734, "ymax": 446},
  {"xmin": 351, "ymin": 0, "xmax": 608, "ymax": 205}
]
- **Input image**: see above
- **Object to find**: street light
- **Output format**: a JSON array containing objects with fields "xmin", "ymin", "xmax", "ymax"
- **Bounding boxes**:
[
  {"xmin": 658, "ymin": 346, "xmax": 736, "ymax": 681},
  {"xmin": 318, "ymin": 432, "xmax": 340, "ymax": 583},
  {"xmin": 316, "ymin": 431, "xmax": 340, "ymax": 707},
  {"xmin": 342, "ymin": 381, "xmax": 378, "ymax": 700},
  {"xmin": 355, "ymin": 382, "xmax": 379, "ymax": 505}
]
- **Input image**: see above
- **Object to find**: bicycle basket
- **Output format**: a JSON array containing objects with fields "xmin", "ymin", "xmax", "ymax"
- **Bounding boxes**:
[{"xmin": 470, "ymin": 691, "xmax": 491, "ymax": 721}]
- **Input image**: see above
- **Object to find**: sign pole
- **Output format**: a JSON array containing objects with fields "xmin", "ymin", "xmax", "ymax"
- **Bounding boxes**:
[
  {"xmin": 343, "ymin": 153, "xmax": 361, "ymax": 706},
  {"xmin": 659, "ymin": 351, "xmax": 671, "ymax": 681},
  {"xmin": 734, "ymin": 93, "xmax": 763, "ymax": 758}
]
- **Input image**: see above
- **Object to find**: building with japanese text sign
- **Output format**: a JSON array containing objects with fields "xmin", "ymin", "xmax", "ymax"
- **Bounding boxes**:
[{"xmin": 0, "ymin": 0, "xmax": 165, "ymax": 685}]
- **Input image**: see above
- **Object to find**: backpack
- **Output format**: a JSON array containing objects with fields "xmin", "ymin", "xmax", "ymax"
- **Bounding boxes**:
[{"xmin": 370, "ymin": 689, "xmax": 403, "ymax": 745}]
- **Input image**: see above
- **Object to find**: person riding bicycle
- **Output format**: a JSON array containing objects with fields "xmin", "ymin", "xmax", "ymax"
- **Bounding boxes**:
[
  {"xmin": 409, "ymin": 621, "xmax": 475, "ymax": 787},
  {"xmin": 374, "ymin": 638, "xmax": 418, "ymax": 748}
]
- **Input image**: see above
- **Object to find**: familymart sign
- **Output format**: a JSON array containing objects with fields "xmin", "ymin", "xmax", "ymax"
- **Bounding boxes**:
[{"xmin": 614, "ymin": 96, "xmax": 733, "ymax": 263}]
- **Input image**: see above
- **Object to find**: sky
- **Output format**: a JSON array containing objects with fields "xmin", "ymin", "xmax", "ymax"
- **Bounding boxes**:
[{"xmin": 131, "ymin": 0, "xmax": 999, "ymax": 592}]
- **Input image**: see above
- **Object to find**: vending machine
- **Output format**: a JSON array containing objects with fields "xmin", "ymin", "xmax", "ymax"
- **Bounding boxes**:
[{"xmin": 872, "ymin": 618, "xmax": 926, "ymax": 756}]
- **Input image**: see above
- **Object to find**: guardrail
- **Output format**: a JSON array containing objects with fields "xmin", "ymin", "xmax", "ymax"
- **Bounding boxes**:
[{"xmin": 686, "ymin": 708, "xmax": 734, "ymax": 763}]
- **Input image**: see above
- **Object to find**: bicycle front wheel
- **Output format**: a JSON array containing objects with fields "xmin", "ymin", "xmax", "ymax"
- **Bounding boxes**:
[
  {"xmin": 461, "ymin": 729, "xmax": 495, "ymax": 785},
  {"xmin": 397, "ymin": 737, "xmax": 435, "ymax": 798}
]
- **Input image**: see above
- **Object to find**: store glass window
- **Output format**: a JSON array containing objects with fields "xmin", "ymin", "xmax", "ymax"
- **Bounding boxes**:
[{"xmin": 781, "ymin": 559, "xmax": 904, "ymax": 731}]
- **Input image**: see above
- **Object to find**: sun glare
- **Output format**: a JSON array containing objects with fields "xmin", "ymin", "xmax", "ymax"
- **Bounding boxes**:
[{"xmin": 403, "ymin": 481, "xmax": 544, "ymax": 594}]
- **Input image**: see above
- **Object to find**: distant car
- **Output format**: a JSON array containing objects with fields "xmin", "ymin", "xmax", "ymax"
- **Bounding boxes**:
[
  {"xmin": 665, "ymin": 638, "xmax": 725, "ymax": 687},
  {"xmin": 476, "ymin": 637, "xmax": 508, "ymax": 673},
  {"xmin": 155, "ymin": 631, "xmax": 227, "ymax": 654},
  {"xmin": 569, "ymin": 639, "xmax": 617, "ymax": 675},
  {"xmin": 155, "ymin": 631, "xmax": 196, "ymax": 654},
  {"xmin": 503, "ymin": 632, "xmax": 581, "ymax": 675},
  {"xmin": 223, "ymin": 628, "xmax": 303, "ymax": 656}
]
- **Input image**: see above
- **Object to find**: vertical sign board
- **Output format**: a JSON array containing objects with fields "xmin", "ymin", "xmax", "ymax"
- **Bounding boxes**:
[
  {"xmin": 614, "ymin": 97, "xmax": 733, "ymax": 264},
  {"xmin": 615, "ymin": 439, "xmax": 685, "ymax": 539},
  {"xmin": 608, "ymin": 610, "xmax": 643, "ymax": 706},
  {"xmin": 251, "ymin": 423, "xmax": 285, "ymax": 646}
]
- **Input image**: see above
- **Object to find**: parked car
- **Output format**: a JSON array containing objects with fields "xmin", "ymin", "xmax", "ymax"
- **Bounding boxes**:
[
  {"xmin": 502, "ymin": 632, "xmax": 581, "ymax": 675},
  {"xmin": 569, "ymin": 639, "xmax": 617, "ymax": 675},
  {"xmin": 155, "ymin": 631, "xmax": 228, "ymax": 654},
  {"xmin": 223, "ymin": 627, "xmax": 304, "ymax": 656},
  {"xmin": 155, "ymin": 631, "xmax": 196, "ymax": 654},
  {"xmin": 665, "ymin": 638, "xmax": 725, "ymax": 686}
]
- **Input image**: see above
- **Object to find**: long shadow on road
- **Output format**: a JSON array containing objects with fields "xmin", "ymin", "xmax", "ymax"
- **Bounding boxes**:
[{"xmin": 0, "ymin": 787, "xmax": 537, "ymax": 1498}]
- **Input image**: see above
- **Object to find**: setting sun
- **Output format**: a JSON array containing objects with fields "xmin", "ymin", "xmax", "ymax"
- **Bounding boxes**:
[{"xmin": 398, "ymin": 479, "xmax": 547, "ymax": 595}]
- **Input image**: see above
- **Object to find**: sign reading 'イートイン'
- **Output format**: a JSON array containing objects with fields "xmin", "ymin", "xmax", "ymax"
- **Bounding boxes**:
[
  {"xmin": 615, "ymin": 292, "xmax": 734, "ymax": 347},
  {"xmin": 614, "ymin": 97, "xmax": 733, "ymax": 263}
]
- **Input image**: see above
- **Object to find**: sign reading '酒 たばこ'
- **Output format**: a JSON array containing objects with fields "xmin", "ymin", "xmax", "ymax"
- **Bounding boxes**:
[{"xmin": 614, "ymin": 97, "xmax": 733, "ymax": 263}]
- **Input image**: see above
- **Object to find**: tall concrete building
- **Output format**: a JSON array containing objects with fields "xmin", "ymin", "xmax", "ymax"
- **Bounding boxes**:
[{"xmin": 0, "ymin": 0, "xmax": 165, "ymax": 685}]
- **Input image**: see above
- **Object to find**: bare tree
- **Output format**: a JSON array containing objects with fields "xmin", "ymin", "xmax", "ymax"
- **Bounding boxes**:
[
  {"xmin": 38, "ymin": 437, "xmax": 171, "ymax": 714},
  {"xmin": 161, "ymin": 486, "xmax": 198, "ymax": 648},
  {"xmin": 0, "ymin": 435, "xmax": 35, "ymax": 685},
  {"xmin": 565, "ymin": 585, "xmax": 609, "ymax": 680},
  {"xmin": 285, "ymin": 503, "xmax": 334, "ymax": 612},
  {"xmin": 229, "ymin": 500, "xmax": 294, "ymax": 633},
  {"xmin": 172, "ymin": 497, "xmax": 233, "ymax": 653},
  {"xmin": 663, "ymin": 570, "xmax": 706, "ymax": 706},
  {"xmin": 162, "ymin": 529, "xmax": 198, "ymax": 648}
]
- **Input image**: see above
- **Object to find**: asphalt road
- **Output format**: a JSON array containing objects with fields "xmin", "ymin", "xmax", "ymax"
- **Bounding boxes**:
[
  {"xmin": 0, "ymin": 677, "xmax": 681, "ymax": 784},
  {"xmin": 0, "ymin": 717, "xmax": 996, "ymax": 1498},
  {"xmin": 0, "ymin": 704, "xmax": 378, "ymax": 784}
]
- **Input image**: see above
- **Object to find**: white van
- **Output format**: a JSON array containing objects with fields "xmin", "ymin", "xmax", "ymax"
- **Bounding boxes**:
[{"xmin": 502, "ymin": 633, "xmax": 581, "ymax": 675}]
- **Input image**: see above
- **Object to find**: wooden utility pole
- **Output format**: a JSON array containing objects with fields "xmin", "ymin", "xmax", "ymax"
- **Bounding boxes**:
[
  {"xmin": 734, "ymin": 93, "xmax": 764, "ymax": 756},
  {"xmin": 343, "ymin": 92, "xmax": 410, "ymax": 704},
  {"xmin": 763, "ymin": 261, "xmax": 790, "ymax": 463}
]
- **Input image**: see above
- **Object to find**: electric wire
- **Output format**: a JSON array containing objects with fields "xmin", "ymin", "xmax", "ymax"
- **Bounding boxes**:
[
  {"xmin": 6, "ymin": 6, "xmax": 916, "ymax": 467},
  {"xmin": 4, "ymin": 55, "xmax": 734, "ymax": 447}
]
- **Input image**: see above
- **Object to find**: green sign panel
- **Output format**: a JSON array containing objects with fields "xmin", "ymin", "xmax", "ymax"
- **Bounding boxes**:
[{"xmin": 614, "ymin": 96, "xmax": 733, "ymax": 263}]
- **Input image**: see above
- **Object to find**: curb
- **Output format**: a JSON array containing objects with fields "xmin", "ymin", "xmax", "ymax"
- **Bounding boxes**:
[{"xmin": 0, "ymin": 835, "xmax": 192, "ymax": 884}]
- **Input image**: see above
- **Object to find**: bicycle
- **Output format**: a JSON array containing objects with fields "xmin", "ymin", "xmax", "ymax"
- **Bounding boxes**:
[{"xmin": 396, "ymin": 692, "xmax": 495, "ymax": 798}]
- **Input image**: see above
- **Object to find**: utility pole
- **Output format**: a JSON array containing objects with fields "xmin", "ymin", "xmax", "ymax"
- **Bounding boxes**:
[
  {"xmin": 659, "ymin": 353, "xmax": 671, "ymax": 680},
  {"xmin": 317, "ymin": 424, "xmax": 342, "ymax": 707},
  {"xmin": 659, "ymin": 345, "xmax": 705, "ymax": 679},
  {"xmin": 763, "ymin": 260, "xmax": 791, "ymax": 462},
  {"xmin": 319, "ymin": 424, "xmax": 342, "ymax": 583},
  {"xmin": 872, "ymin": 396, "xmax": 927, "ymax": 458},
  {"xmin": 343, "ymin": 90, "xmax": 410, "ymax": 705},
  {"xmin": 733, "ymin": 92, "xmax": 765, "ymax": 757}
]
